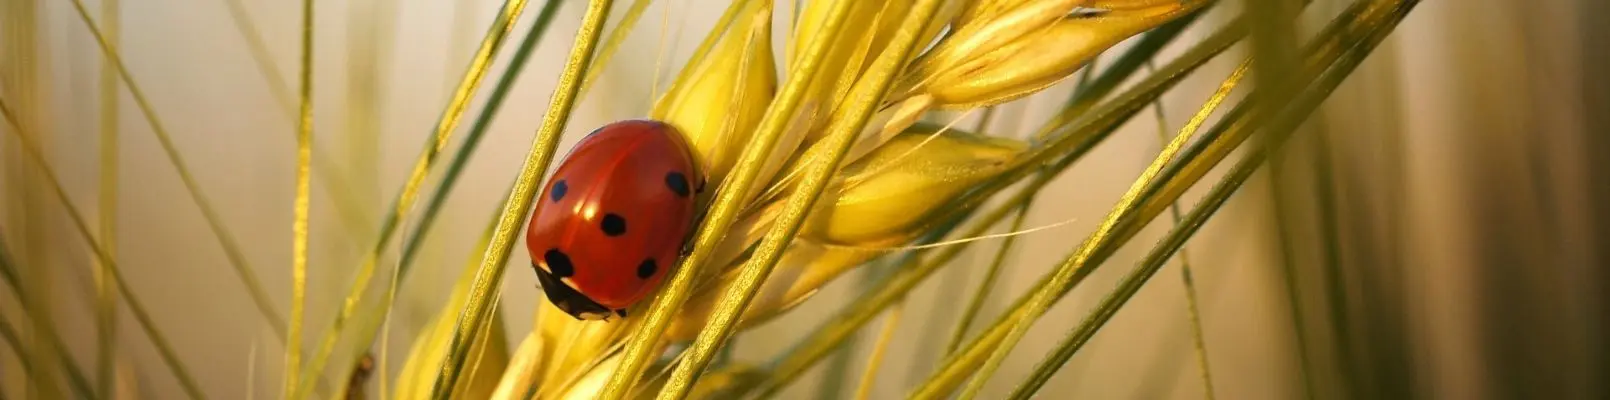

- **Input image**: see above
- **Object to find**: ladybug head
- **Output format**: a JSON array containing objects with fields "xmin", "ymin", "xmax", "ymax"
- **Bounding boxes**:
[{"xmin": 533, "ymin": 263, "xmax": 621, "ymax": 321}]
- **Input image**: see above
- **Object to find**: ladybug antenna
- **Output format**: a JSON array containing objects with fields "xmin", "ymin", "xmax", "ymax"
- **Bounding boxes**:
[{"xmin": 820, "ymin": 214, "xmax": 1081, "ymax": 253}]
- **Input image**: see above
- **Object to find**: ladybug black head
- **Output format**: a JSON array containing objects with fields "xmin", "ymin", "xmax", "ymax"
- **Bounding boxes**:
[{"xmin": 533, "ymin": 263, "xmax": 616, "ymax": 321}]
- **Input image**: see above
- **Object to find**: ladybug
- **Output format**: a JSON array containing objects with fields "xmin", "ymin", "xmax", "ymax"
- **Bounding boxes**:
[{"xmin": 525, "ymin": 119, "xmax": 705, "ymax": 321}]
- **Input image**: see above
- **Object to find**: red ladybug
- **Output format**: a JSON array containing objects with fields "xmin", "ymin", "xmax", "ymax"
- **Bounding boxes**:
[{"xmin": 525, "ymin": 119, "xmax": 704, "ymax": 321}]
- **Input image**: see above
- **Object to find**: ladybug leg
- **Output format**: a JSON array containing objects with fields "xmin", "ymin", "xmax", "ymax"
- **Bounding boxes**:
[{"xmin": 615, "ymin": 309, "xmax": 628, "ymax": 318}]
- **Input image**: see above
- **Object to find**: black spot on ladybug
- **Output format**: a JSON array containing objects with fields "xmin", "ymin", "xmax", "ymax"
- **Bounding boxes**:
[
  {"xmin": 637, "ymin": 259, "xmax": 657, "ymax": 279},
  {"xmin": 665, "ymin": 172, "xmax": 690, "ymax": 197},
  {"xmin": 601, "ymin": 213, "xmax": 627, "ymax": 236},
  {"xmin": 550, "ymin": 179, "xmax": 568, "ymax": 203},
  {"xmin": 544, "ymin": 249, "xmax": 574, "ymax": 278}
]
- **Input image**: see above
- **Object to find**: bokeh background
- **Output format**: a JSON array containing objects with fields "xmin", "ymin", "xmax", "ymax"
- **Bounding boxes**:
[{"xmin": 2, "ymin": 0, "xmax": 1605, "ymax": 398}]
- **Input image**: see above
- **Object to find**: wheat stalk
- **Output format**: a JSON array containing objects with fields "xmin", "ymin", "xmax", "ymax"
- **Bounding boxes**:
[{"xmin": 0, "ymin": 0, "xmax": 1433, "ymax": 398}]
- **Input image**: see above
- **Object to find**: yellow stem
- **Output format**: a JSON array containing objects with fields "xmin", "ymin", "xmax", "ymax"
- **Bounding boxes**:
[
  {"xmin": 427, "ymin": 1, "xmax": 613, "ymax": 397},
  {"xmin": 654, "ymin": 1, "xmax": 947, "ymax": 398},
  {"xmin": 1144, "ymin": 60, "xmax": 1218, "ymax": 400},
  {"xmin": 1, "ymin": 97, "xmax": 207, "ymax": 399},
  {"xmin": 66, "ymin": 0, "xmax": 288, "ymax": 344},
  {"xmin": 853, "ymin": 302, "xmax": 905, "ymax": 400},
  {"xmin": 95, "ymin": 0, "xmax": 122, "ymax": 395},
  {"xmin": 953, "ymin": 60, "xmax": 1251, "ymax": 400},
  {"xmin": 220, "ymin": 0, "xmax": 376, "ymax": 248},
  {"xmin": 283, "ymin": 0, "xmax": 316, "ymax": 395},
  {"xmin": 291, "ymin": 0, "xmax": 535, "ymax": 395},
  {"xmin": 597, "ymin": 0, "xmax": 861, "ymax": 397}
]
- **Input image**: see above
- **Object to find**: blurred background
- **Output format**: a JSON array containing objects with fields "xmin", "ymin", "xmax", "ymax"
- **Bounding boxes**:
[{"xmin": 2, "ymin": 0, "xmax": 1605, "ymax": 398}]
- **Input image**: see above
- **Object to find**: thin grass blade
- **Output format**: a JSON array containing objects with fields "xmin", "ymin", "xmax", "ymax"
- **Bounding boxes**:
[
  {"xmin": 64, "ymin": 0, "xmax": 287, "ymax": 344},
  {"xmin": 342, "ymin": 0, "xmax": 401, "ymax": 247},
  {"xmin": 94, "ymin": 0, "xmax": 122, "ymax": 395},
  {"xmin": 219, "ymin": 0, "xmax": 379, "ymax": 244},
  {"xmin": 942, "ymin": 199, "xmax": 1033, "ymax": 356},
  {"xmin": 744, "ymin": 11, "xmax": 1226, "ymax": 397},
  {"xmin": 0, "ymin": 239, "xmax": 96, "ymax": 398},
  {"xmin": 0, "ymin": 98, "xmax": 207, "ymax": 399},
  {"xmin": 428, "ymin": 1, "xmax": 614, "ymax": 396},
  {"xmin": 395, "ymin": 214, "xmax": 511, "ymax": 400},
  {"xmin": 343, "ymin": 0, "xmax": 567, "ymax": 371},
  {"xmin": 955, "ymin": 48, "xmax": 1249, "ymax": 400},
  {"xmin": 1142, "ymin": 60, "xmax": 1217, "ymax": 400},
  {"xmin": 282, "ymin": 0, "xmax": 317, "ymax": 395},
  {"xmin": 1007, "ymin": 4, "xmax": 1416, "ymax": 396},
  {"xmin": 655, "ymin": 2, "xmax": 947, "ymax": 398},
  {"xmin": 979, "ymin": 58, "xmax": 1251, "ymax": 398},
  {"xmin": 852, "ymin": 303, "xmax": 905, "ymax": 400},
  {"xmin": 911, "ymin": 3, "xmax": 1386, "ymax": 396},
  {"xmin": 0, "ymin": 313, "xmax": 36, "ymax": 385},
  {"xmin": 292, "ymin": 0, "xmax": 537, "ymax": 394},
  {"xmin": 599, "ymin": 0, "xmax": 863, "ymax": 396},
  {"xmin": 1243, "ymin": 1, "xmax": 1322, "ymax": 396}
]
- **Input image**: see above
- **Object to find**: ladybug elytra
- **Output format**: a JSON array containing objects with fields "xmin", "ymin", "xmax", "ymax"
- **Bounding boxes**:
[{"xmin": 525, "ymin": 119, "xmax": 705, "ymax": 321}]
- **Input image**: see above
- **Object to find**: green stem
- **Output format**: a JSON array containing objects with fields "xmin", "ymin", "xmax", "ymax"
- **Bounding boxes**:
[
  {"xmin": 343, "ymin": 1, "xmax": 566, "ymax": 364},
  {"xmin": 1145, "ymin": 60, "xmax": 1217, "ymax": 400},
  {"xmin": 745, "ymin": 13, "xmax": 1217, "ymax": 397},
  {"xmin": 818, "ymin": 263, "xmax": 883, "ymax": 400},
  {"xmin": 953, "ymin": 45, "xmax": 1247, "ymax": 400},
  {"xmin": 339, "ymin": 0, "xmax": 565, "ymax": 386},
  {"xmin": 428, "ymin": 1, "xmax": 612, "ymax": 397},
  {"xmin": 915, "ymin": 3, "xmax": 1393, "ymax": 396},
  {"xmin": 985, "ymin": 58, "xmax": 1252, "ymax": 398},
  {"xmin": 0, "ymin": 314, "xmax": 36, "ymax": 386},
  {"xmin": 0, "ymin": 240, "xmax": 96, "ymax": 399},
  {"xmin": 282, "ymin": 0, "xmax": 316, "ymax": 394},
  {"xmin": 396, "ymin": 0, "xmax": 565, "ymax": 291},
  {"xmin": 1006, "ymin": 5, "xmax": 1415, "ymax": 396},
  {"xmin": 292, "ymin": 0, "xmax": 536, "ymax": 395},
  {"xmin": 317, "ymin": 5, "xmax": 567, "ymax": 382},
  {"xmin": 942, "ymin": 200, "xmax": 1033, "ymax": 356},
  {"xmin": 219, "ymin": 0, "xmax": 373, "ymax": 250},
  {"xmin": 66, "ymin": 0, "xmax": 286, "ymax": 344},
  {"xmin": 0, "ymin": 98, "xmax": 207, "ymax": 399},
  {"xmin": 95, "ymin": 0, "xmax": 122, "ymax": 395},
  {"xmin": 1244, "ymin": 0, "xmax": 1321, "ymax": 397}
]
